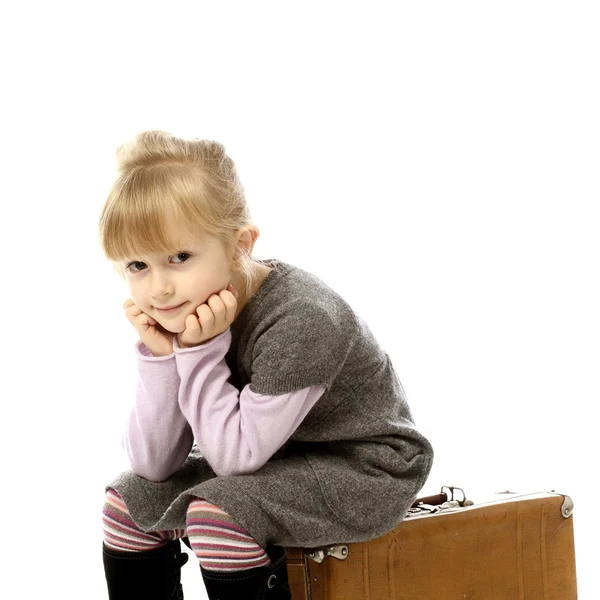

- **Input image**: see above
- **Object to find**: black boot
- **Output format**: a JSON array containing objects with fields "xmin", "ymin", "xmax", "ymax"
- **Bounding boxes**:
[
  {"xmin": 199, "ymin": 544, "xmax": 291, "ymax": 600},
  {"xmin": 102, "ymin": 539, "xmax": 189, "ymax": 599}
]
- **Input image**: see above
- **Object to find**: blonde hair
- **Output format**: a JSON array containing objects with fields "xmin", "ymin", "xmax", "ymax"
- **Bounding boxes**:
[{"xmin": 98, "ymin": 130, "xmax": 262, "ymax": 300}]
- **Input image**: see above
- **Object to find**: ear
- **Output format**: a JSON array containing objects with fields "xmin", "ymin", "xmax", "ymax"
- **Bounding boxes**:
[{"xmin": 233, "ymin": 226, "xmax": 260, "ymax": 261}]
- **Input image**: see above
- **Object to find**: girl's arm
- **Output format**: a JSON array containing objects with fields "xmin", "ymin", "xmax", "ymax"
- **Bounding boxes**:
[
  {"xmin": 122, "ymin": 343, "xmax": 194, "ymax": 482},
  {"xmin": 174, "ymin": 328, "xmax": 326, "ymax": 476}
]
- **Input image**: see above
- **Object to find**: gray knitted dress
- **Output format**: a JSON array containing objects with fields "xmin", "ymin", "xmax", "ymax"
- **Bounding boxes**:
[{"xmin": 106, "ymin": 258, "xmax": 434, "ymax": 549}]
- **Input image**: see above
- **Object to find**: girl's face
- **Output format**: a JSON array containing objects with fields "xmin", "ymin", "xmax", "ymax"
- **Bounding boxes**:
[{"xmin": 121, "ymin": 224, "xmax": 235, "ymax": 334}]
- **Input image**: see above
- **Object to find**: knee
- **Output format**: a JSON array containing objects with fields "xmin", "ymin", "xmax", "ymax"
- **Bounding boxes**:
[
  {"xmin": 185, "ymin": 497, "xmax": 241, "ymax": 537},
  {"xmin": 103, "ymin": 488, "xmax": 127, "ymax": 514},
  {"xmin": 186, "ymin": 498, "xmax": 220, "ymax": 527},
  {"xmin": 185, "ymin": 498, "xmax": 271, "ymax": 571}
]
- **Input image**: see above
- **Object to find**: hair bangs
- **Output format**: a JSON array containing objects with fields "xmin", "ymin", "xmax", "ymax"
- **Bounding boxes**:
[{"xmin": 99, "ymin": 163, "xmax": 218, "ymax": 264}]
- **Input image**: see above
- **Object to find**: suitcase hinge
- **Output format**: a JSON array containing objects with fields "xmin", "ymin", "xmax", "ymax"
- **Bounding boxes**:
[
  {"xmin": 549, "ymin": 491, "xmax": 574, "ymax": 518},
  {"xmin": 307, "ymin": 544, "xmax": 349, "ymax": 563}
]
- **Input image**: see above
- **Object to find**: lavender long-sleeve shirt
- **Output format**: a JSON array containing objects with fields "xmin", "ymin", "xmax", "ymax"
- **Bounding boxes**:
[{"xmin": 122, "ymin": 327, "xmax": 327, "ymax": 481}]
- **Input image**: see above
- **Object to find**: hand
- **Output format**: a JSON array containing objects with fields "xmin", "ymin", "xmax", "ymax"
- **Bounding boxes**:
[
  {"xmin": 123, "ymin": 298, "xmax": 175, "ymax": 357},
  {"xmin": 178, "ymin": 283, "xmax": 239, "ymax": 348}
]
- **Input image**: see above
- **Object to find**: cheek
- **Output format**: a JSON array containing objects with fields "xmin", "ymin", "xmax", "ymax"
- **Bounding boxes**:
[
  {"xmin": 129, "ymin": 289, "xmax": 145, "ymax": 307},
  {"xmin": 130, "ymin": 294, "xmax": 152, "ymax": 313},
  {"xmin": 189, "ymin": 279, "xmax": 226, "ymax": 305}
]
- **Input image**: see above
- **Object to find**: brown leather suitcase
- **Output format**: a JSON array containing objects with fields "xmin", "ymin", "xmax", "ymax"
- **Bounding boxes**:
[{"xmin": 285, "ymin": 488, "xmax": 577, "ymax": 599}]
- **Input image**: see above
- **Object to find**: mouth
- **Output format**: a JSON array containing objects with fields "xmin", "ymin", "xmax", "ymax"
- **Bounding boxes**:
[{"xmin": 156, "ymin": 302, "xmax": 186, "ymax": 314}]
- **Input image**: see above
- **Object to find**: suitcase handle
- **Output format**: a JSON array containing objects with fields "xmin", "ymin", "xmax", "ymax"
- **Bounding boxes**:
[
  {"xmin": 411, "ymin": 486, "xmax": 470, "ymax": 508},
  {"xmin": 411, "ymin": 492, "xmax": 448, "ymax": 508}
]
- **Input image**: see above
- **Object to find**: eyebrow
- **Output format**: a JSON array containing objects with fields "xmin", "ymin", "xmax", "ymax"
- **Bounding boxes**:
[{"xmin": 121, "ymin": 241, "xmax": 200, "ymax": 263}]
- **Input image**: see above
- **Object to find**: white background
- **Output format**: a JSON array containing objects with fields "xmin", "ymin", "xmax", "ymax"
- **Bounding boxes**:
[{"xmin": 1, "ymin": 1, "xmax": 597, "ymax": 598}]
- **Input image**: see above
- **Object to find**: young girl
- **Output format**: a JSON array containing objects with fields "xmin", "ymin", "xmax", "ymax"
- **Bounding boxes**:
[{"xmin": 99, "ymin": 130, "xmax": 434, "ymax": 600}]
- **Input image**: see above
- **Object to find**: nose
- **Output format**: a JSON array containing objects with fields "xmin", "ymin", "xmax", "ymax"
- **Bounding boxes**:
[{"xmin": 149, "ymin": 271, "xmax": 174, "ymax": 298}]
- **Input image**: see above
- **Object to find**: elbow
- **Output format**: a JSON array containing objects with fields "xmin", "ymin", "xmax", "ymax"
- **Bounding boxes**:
[
  {"xmin": 129, "ymin": 459, "xmax": 176, "ymax": 483},
  {"xmin": 123, "ymin": 431, "xmax": 192, "ymax": 482},
  {"xmin": 125, "ymin": 442, "xmax": 181, "ymax": 482},
  {"xmin": 212, "ymin": 456, "xmax": 266, "ymax": 477},
  {"xmin": 213, "ymin": 465, "xmax": 254, "ymax": 477}
]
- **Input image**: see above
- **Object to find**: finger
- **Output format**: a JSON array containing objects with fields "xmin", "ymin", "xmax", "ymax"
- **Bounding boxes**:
[
  {"xmin": 208, "ymin": 294, "xmax": 231, "ymax": 329},
  {"xmin": 207, "ymin": 293, "xmax": 226, "ymax": 315},
  {"xmin": 180, "ymin": 314, "xmax": 201, "ymax": 345},
  {"xmin": 219, "ymin": 289, "xmax": 237, "ymax": 322},
  {"xmin": 196, "ymin": 303, "xmax": 215, "ymax": 330},
  {"xmin": 184, "ymin": 314, "xmax": 201, "ymax": 333},
  {"xmin": 123, "ymin": 298, "xmax": 135, "ymax": 309},
  {"xmin": 221, "ymin": 288, "xmax": 238, "ymax": 302},
  {"xmin": 125, "ymin": 305, "xmax": 143, "ymax": 320},
  {"xmin": 134, "ymin": 311, "xmax": 153, "ymax": 328},
  {"xmin": 226, "ymin": 283, "xmax": 239, "ymax": 298}
]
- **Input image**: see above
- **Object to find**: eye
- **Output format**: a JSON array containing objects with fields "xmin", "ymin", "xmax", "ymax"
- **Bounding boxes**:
[
  {"xmin": 124, "ymin": 252, "xmax": 191, "ymax": 274},
  {"xmin": 125, "ymin": 261, "xmax": 146, "ymax": 273},
  {"xmin": 172, "ymin": 252, "xmax": 191, "ymax": 264}
]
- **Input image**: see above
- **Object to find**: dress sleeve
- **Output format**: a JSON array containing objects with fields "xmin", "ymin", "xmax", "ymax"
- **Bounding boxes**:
[
  {"xmin": 249, "ymin": 298, "xmax": 358, "ymax": 395},
  {"xmin": 174, "ymin": 329, "xmax": 327, "ymax": 476},
  {"xmin": 121, "ymin": 342, "xmax": 194, "ymax": 482}
]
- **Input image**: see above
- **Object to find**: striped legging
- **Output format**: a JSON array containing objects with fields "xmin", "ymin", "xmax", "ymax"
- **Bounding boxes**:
[{"xmin": 102, "ymin": 488, "xmax": 271, "ymax": 572}]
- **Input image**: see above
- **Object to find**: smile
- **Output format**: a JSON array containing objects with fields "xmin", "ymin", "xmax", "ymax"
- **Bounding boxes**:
[{"xmin": 156, "ymin": 302, "xmax": 186, "ymax": 314}]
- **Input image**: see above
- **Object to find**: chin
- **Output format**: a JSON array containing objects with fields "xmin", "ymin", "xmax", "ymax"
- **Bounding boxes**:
[{"xmin": 159, "ymin": 321, "xmax": 185, "ymax": 334}]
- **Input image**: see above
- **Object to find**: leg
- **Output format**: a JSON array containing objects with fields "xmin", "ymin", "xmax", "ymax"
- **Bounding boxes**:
[
  {"xmin": 103, "ymin": 488, "xmax": 187, "ymax": 552},
  {"xmin": 186, "ymin": 498, "xmax": 271, "ymax": 571},
  {"xmin": 186, "ymin": 497, "xmax": 291, "ymax": 599},
  {"xmin": 102, "ymin": 488, "xmax": 189, "ymax": 600}
]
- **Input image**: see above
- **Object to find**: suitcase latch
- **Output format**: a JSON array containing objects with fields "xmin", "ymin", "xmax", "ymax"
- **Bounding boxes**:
[
  {"xmin": 307, "ymin": 544, "xmax": 349, "ymax": 563},
  {"xmin": 441, "ymin": 486, "xmax": 474, "ymax": 507},
  {"xmin": 409, "ymin": 500, "xmax": 462, "ymax": 515}
]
